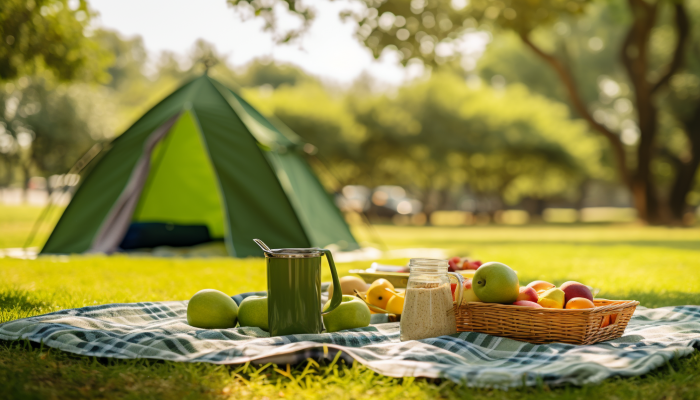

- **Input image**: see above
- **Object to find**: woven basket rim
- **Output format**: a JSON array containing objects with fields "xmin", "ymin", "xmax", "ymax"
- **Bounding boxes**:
[
  {"xmin": 461, "ymin": 300, "xmax": 639, "ymax": 313},
  {"xmin": 456, "ymin": 300, "xmax": 638, "ymax": 345}
]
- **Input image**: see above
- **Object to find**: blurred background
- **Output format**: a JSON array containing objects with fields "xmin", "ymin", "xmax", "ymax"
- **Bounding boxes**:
[{"xmin": 1, "ymin": 0, "xmax": 699, "ymax": 233}]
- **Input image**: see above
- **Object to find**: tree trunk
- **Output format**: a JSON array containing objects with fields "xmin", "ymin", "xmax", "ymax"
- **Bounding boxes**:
[
  {"xmin": 21, "ymin": 163, "xmax": 31, "ymax": 203},
  {"xmin": 632, "ymin": 110, "xmax": 661, "ymax": 223},
  {"xmin": 575, "ymin": 179, "xmax": 590, "ymax": 210},
  {"xmin": 629, "ymin": 0, "xmax": 691, "ymax": 224},
  {"xmin": 518, "ymin": 0, "xmax": 691, "ymax": 225},
  {"xmin": 0, "ymin": 155, "xmax": 13, "ymax": 187},
  {"xmin": 518, "ymin": 33, "xmax": 631, "ymax": 190},
  {"xmin": 668, "ymin": 103, "xmax": 700, "ymax": 224},
  {"xmin": 668, "ymin": 156, "xmax": 700, "ymax": 224},
  {"xmin": 622, "ymin": 0, "xmax": 662, "ymax": 223},
  {"xmin": 420, "ymin": 188, "xmax": 446, "ymax": 226}
]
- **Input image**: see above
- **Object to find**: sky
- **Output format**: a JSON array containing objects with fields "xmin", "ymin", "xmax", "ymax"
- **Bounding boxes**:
[{"xmin": 89, "ymin": 0, "xmax": 414, "ymax": 85}]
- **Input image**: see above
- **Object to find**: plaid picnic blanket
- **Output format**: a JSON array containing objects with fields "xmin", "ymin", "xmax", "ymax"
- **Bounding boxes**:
[{"xmin": 1, "ymin": 292, "xmax": 699, "ymax": 388}]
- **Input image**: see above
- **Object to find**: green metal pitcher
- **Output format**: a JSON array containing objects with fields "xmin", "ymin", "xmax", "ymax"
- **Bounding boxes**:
[{"xmin": 256, "ymin": 241, "xmax": 343, "ymax": 336}]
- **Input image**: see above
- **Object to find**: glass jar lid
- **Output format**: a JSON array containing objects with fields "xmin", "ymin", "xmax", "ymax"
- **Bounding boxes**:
[{"xmin": 408, "ymin": 258, "xmax": 448, "ymax": 274}]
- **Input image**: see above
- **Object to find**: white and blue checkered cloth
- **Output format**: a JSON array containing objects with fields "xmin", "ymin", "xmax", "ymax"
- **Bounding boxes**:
[{"xmin": 1, "ymin": 291, "xmax": 699, "ymax": 388}]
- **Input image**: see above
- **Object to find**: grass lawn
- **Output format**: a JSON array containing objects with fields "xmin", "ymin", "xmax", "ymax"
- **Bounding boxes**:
[
  {"xmin": 0, "ymin": 204, "xmax": 63, "ymax": 249},
  {"xmin": 1, "ymin": 205, "xmax": 699, "ymax": 399}
]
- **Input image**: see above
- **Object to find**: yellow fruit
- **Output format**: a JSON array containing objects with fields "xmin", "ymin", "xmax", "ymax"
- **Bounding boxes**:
[
  {"xmin": 371, "ymin": 278, "xmax": 394, "ymax": 290},
  {"xmin": 537, "ymin": 288, "xmax": 565, "ymax": 309},
  {"xmin": 366, "ymin": 279, "xmax": 395, "ymax": 309},
  {"xmin": 538, "ymin": 298, "xmax": 562, "ymax": 309},
  {"xmin": 328, "ymin": 276, "xmax": 368, "ymax": 298},
  {"xmin": 385, "ymin": 289, "xmax": 405, "ymax": 315}
]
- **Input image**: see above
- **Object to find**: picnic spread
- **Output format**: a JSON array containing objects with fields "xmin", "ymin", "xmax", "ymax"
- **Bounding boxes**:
[
  {"xmin": 2, "ymin": 244, "xmax": 699, "ymax": 388},
  {"xmin": 1, "ymin": 295, "xmax": 699, "ymax": 388}
]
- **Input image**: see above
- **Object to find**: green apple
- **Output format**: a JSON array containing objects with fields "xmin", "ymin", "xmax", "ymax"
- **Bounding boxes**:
[
  {"xmin": 472, "ymin": 262, "xmax": 519, "ymax": 304},
  {"xmin": 187, "ymin": 289, "xmax": 238, "ymax": 329},
  {"xmin": 237, "ymin": 295, "xmax": 269, "ymax": 331},
  {"xmin": 322, "ymin": 295, "xmax": 371, "ymax": 333}
]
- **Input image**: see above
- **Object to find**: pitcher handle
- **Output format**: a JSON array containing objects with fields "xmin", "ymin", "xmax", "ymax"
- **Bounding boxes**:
[
  {"xmin": 447, "ymin": 272, "xmax": 464, "ymax": 307},
  {"xmin": 320, "ymin": 249, "xmax": 343, "ymax": 315}
]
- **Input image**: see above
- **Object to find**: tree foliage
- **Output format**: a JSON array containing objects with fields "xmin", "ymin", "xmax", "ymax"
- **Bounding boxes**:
[
  {"xmin": 0, "ymin": 77, "xmax": 112, "ymax": 186},
  {"xmin": 244, "ymin": 72, "xmax": 603, "ymax": 212},
  {"xmin": 228, "ymin": 0, "xmax": 700, "ymax": 224},
  {"xmin": 0, "ymin": 0, "xmax": 110, "ymax": 82}
]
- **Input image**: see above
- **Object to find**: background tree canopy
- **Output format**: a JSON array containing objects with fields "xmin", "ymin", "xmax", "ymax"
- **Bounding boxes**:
[
  {"xmin": 0, "ymin": 0, "xmax": 110, "ymax": 82},
  {"xmin": 242, "ymin": 72, "xmax": 603, "ymax": 217},
  {"xmin": 227, "ymin": 0, "xmax": 700, "ymax": 224},
  {"xmin": 1, "ymin": 0, "xmax": 699, "ymax": 225}
]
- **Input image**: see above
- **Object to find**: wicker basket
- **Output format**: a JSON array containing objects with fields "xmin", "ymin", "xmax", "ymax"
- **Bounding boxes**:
[{"xmin": 456, "ymin": 299, "xmax": 639, "ymax": 345}]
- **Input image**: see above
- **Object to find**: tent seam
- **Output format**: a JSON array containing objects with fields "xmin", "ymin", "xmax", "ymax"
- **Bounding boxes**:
[
  {"xmin": 208, "ymin": 78, "xmax": 313, "ymax": 248},
  {"xmin": 130, "ymin": 114, "xmax": 181, "ymax": 220},
  {"xmin": 187, "ymin": 106, "xmax": 237, "ymax": 257}
]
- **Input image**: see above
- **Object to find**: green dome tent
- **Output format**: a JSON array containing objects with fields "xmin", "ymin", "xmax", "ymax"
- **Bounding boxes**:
[{"xmin": 40, "ymin": 74, "xmax": 358, "ymax": 257}]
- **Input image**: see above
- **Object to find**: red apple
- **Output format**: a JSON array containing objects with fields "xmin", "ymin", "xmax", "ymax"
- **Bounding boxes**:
[
  {"xmin": 447, "ymin": 257, "xmax": 462, "ymax": 272},
  {"xmin": 513, "ymin": 300, "xmax": 543, "ymax": 308},
  {"xmin": 463, "ymin": 261, "xmax": 478, "ymax": 270},
  {"xmin": 516, "ymin": 286, "xmax": 539, "ymax": 302},
  {"xmin": 527, "ymin": 280, "xmax": 556, "ymax": 292},
  {"xmin": 472, "ymin": 260, "xmax": 483, "ymax": 268},
  {"xmin": 559, "ymin": 281, "xmax": 593, "ymax": 303}
]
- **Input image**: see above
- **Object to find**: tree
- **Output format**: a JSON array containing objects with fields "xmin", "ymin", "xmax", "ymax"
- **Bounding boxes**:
[
  {"xmin": 0, "ymin": 0, "xmax": 111, "ymax": 193},
  {"xmin": 227, "ymin": 0, "xmax": 700, "ymax": 224},
  {"xmin": 351, "ymin": 73, "xmax": 602, "ymax": 214},
  {"xmin": 242, "ymin": 72, "xmax": 603, "ymax": 219},
  {"xmin": 241, "ymin": 80, "xmax": 368, "ymax": 187},
  {"xmin": 93, "ymin": 30, "xmax": 148, "ymax": 92},
  {"xmin": 0, "ymin": 77, "xmax": 111, "ymax": 189},
  {"xmin": 1, "ymin": 0, "xmax": 109, "ymax": 82},
  {"xmin": 235, "ymin": 59, "xmax": 316, "ymax": 88}
]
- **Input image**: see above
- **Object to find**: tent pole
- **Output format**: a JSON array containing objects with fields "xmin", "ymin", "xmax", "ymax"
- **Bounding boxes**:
[{"xmin": 23, "ymin": 143, "xmax": 104, "ymax": 255}]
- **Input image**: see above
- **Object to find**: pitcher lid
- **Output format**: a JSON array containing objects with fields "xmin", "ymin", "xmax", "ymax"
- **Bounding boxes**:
[{"xmin": 265, "ymin": 248, "xmax": 323, "ymax": 258}]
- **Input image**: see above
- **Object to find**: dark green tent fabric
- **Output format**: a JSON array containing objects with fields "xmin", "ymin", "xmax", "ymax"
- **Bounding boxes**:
[{"xmin": 41, "ymin": 75, "xmax": 358, "ymax": 257}]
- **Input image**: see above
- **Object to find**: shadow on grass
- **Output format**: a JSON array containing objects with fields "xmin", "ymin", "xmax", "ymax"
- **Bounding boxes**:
[
  {"xmin": 1, "ymin": 337, "xmax": 699, "ymax": 400},
  {"xmin": 0, "ymin": 339, "xmax": 231, "ymax": 400},
  {"xmin": 0, "ymin": 338, "xmax": 362, "ymax": 400},
  {"xmin": 0, "ymin": 288, "xmax": 49, "ymax": 323}
]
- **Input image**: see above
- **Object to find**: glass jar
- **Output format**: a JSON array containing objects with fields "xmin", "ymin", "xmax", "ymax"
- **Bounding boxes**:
[{"xmin": 399, "ymin": 258, "xmax": 464, "ymax": 341}]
